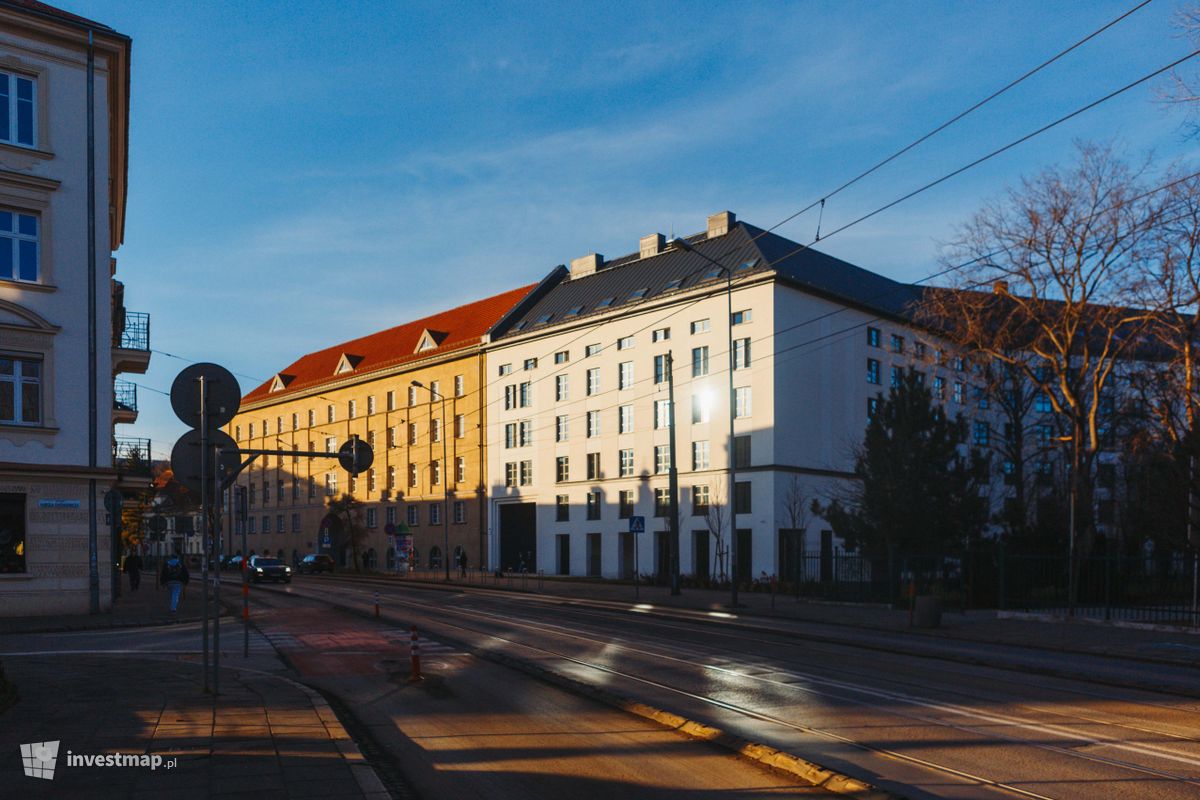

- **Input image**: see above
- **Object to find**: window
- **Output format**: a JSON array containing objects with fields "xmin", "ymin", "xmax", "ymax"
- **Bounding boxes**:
[
  {"xmin": 587, "ymin": 491, "xmax": 601, "ymax": 520},
  {"xmin": 367, "ymin": 430, "xmax": 377, "ymax": 451},
  {"xmin": 691, "ymin": 319, "xmax": 710, "ymax": 335},
  {"xmin": 249, "ymin": 423, "xmax": 256, "ymax": 439},
  {"xmin": 292, "ymin": 513, "xmax": 301, "ymax": 533},
  {"xmin": 524, "ymin": 357, "xmax": 537, "ymax": 371},
  {"xmin": 454, "ymin": 375, "xmax": 465, "ymax": 397},
  {"xmin": 291, "ymin": 413, "xmax": 299, "ymax": 431},
  {"xmin": 325, "ymin": 473, "xmax": 338, "ymax": 496},
  {"xmin": 453, "ymin": 456, "xmax": 465, "ymax": 485},
  {"xmin": 692, "ymin": 346, "xmax": 709, "ymax": 377},
  {"xmin": 933, "ymin": 376, "xmax": 945, "ymax": 400},
  {"xmin": 1035, "ymin": 392, "xmax": 1052, "ymax": 413},
  {"xmin": 554, "ymin": 351, "xmax": 569, "ymax": 364},
  {"xmin": 655, "ymin": 399, "xmax": 671, "ymax": 429},
  {"xmin": 954, "ymin": 382, "xmax": 965, "ymax": 404},
  {"xmin": 692, "ymin": 441, "xmax": 710, "ymax": 470},
  {"xmin": 431, "ymin": 460, "xmax": 441, "ymax": 485},
  {"xmin": 555, "ymin": 414, "xmax": 569, "ymax": 442},
  {"xmin": 504, "ymin": 462, "xmax": 517, "ymax": 488},
  {"xmin": 431, "ymin": 417, "xmax": 442, "ymax": 442},
  {"xmin": 1038, "ymin": 423, "xmax": 1053, "ymax": 446},
  {"xmin": 555, "ymin": 374, "xmax": 569, "ymax": 402},
  {"xmin": 366, "ymin": 508, "xmax": 377, "ymax": 528},
  {"xmin": 974, "ymin": 386, "xmax": 989, "ymax": 409},
  {"xmin": 386, "ymin": 390, "xmax": 396, "ymax": 411},
  {"xmin": 617, "ymin": 336, "xmax": 635, "ymax": 350},
  {"xmin": 0, "ymin": 71, "xmax": 37, "ymax": 147},
  {"xmin": 867, "ymin": 359, "xmax": 880, "ymax": 385},
  {"xmin": 235, "ymin": 425, "xmax": 241, "ymax": 440},
  {"xmin": 519, "ymin": 460, "xmax": 533, "ymax": 486},
  {"xmin": 586, "ymin": 367, "xmax": 600, "ymax": 396},
  {"xmin": 619, "ymin": 448, "xmax": 634, "ymax": 477},
  {"xmin": 407, "ymin": 505, "xmax": 419, "ymax": 526},
  {"xmin": 890, "ymin": 334, "xmax": 904, "ymax": 353},
  {"xmin": 348, "ymin": 399, "xmax": 357, "ymax": 419},
  {"xmin": 386, "ymin": 507, "xmax": 397, "ymax": 526},
  {"xmin": 890, "ymin": 366, "xmax": 902, "ymax": 388},
  {"xmin": 498, "ymin": 363, "xmax": 512, "ymax": 377},
  {"xmin": 325, "ymin": 436, "xmax": 337, "ymax": 453},
  {"xmin": 327, "ymin": 404, "xmax": 336, "ymax": 423},
  {"xmin": 618, "ymin": 361, "xmax": 633, "ymax": 390},
  {"xmin": 408, "ymin": 386, "xmax": 418, "ymax": 407},
  {"xmin": 915, "ymin": 342, "xmax": 927, "ymax": 359},
  {"xmin": 387, "ymin": 465, "xmax": 396, "ymax": 490},
  {"xmin": 954, "ymin": 356, "xmax": 965, "ymax": 372},
  {"xmin": 587, "ymin": 410, "xmax": 600, "ymax": 437},
  {"xmin": 692, "ymin": 485, "xmax": 710, "ymax": 516},
  {"xmin": 408, "ymin": 463, "xmax": 418, "ymax": 488},
  {"xmin": 518, "ymin": 420, "xmax": 532, "ymax": 446},
  {"xmin": 247, "ymin": 517, "xmax": 256, "ymax": 535},
  {"xmin": 455, "ymin": 414, "xmax": 465, "ymax": 438},
  {"xmin": 653, "ymin": 354, "xmax": 667, "ymax": 384},
  {"xmin": 973, "ymin": 421, "xmax": 990, "ymax": 446},
  {"xmin": 691, "ymin": 394, "xmax": 710, "ymax": 424},
  {"xmin": 262, "ymin": 515, "xmax": 270, "ymax": 534},
  {"xmin": 733, "ymin": 435, "xmax": 751, "ymax": 468},
  {"xmin": 518, "ymin": 382, "xmax": 532, "ymax": 407},
  {"xmin": 734, "ymin": 481, "xmax": 752, "ymax": 514},
  {"xmin": 349, "ymin": 474, "xmax": 358, "ymax": 494},
  {"xmin": 731, "ymin": 309, "xmax": 752, "ymax": 325},
  {"xmin": 556, "ymin": 456, "xmax": 570, "ymax": 483},
  {"xmin": 408, "ymin": 422, "xmax": 419, "ymax": 445},
  {"xmin": 308, "ymin": 477, "xmax": 315, "ymax": 498},
  {"xmin": 1, "ymin": 494, "xmax": 26, "ymax": 571},
  {"xmin": 734, "ymin": 387, "xmax": 752, "ymax": 418},
  {"xmin": 0, "ymin": 356, "xmax": 41, "ymax": 425},
  {"xmin": 867, "ymin": 327, "xmax": 880, "ymax": 348},
  {"xmin": 586, "ymin": 452, "xmax": 601, "ymax": 480},
  {"xmin": 307, "ymin": 409, "xmax": 315, "ymax": 427},
  {"xmin": 652, "ymin": 327, "xmax": 670, "ymax": 342},
  {"xmin": 619, "ymin": 490, "xmax": 635, "ymax": 518},
  {"xmin": 556, "ymin": 494, "xmax": 570, "ymax": 521},
  {"xmin": 585, "ymin": 343, "xmax": 602, "ymax": 358},
  {"xmin": 430, "ymin": 380, "xmax": 441, "ymax": 398},
  {"xmin": 430, "ymin": 503, "xmax": 441, "ymax": 525},
  {"xmin": 618, "ymin": 405, "xmax": 633, "ymax": 433},
  {"xmin": 291, "ymin": 479, "xmax": 299, "ymax": 500},
  {"xmin": 733, "ymin": 338, "xmax": 750, "ymax": 370},
  {"xmin": 654, "ymin": 488, "xmax": 670, "ymax": 517},
  {"xmin": 655, "ymin": 445, "xmax": 670, "ymax": 474},
  {"xmin": 453, "ymin": 500, "xmax": 466, "ymax": 524}
]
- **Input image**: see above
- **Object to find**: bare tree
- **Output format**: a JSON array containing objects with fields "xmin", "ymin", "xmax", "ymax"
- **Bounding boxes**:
[
  {"xmin": 779, "ymin": 476, "xmax": 812, "ymax": 581},
  {"xmin": 326, "ymin": 492, "xmax": 369, "ymax": 572},
  {"xmin": 704, "ymin": 476, "xmax": 728, "ymax": 582},
  {"xmin": 916, "ymin": 143, "xmax": 1161, "ymax": 603},
  {"xmin": 1161, "ymin": 6, "xmax": 1200, "ymax": 137}
]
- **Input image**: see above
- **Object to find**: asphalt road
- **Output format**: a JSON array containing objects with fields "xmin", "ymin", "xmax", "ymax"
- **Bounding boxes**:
[{"xmin": 258, "ymin": 574, "xmax": 1200, "ymax": 800}]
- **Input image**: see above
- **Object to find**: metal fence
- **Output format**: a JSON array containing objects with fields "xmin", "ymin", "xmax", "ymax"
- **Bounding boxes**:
[{"xmin": 113, "ymin": 436, "xmax": 152, "ymax": 477}]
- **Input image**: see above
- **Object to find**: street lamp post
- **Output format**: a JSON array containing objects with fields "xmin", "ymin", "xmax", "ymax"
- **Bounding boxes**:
[
  {"xmin": 668, "ymin": 237, "xmax": 740, "ymax": 607},
  {"xmin": 412, "ymin": 380, "xmax": 451, "ymax": 581}
]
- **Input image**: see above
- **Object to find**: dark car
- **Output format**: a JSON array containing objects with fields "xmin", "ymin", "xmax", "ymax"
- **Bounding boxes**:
[
  {"xmin": 299, "ymin": 554, "xmax": 335, "ymax": 575},
  {"xmin": 225, "ymin": 555, "xmax": 244, "ymax": 572},
  {"xmin": 248, "ymin": 555, "xmax": 292, "ymax": 583}
]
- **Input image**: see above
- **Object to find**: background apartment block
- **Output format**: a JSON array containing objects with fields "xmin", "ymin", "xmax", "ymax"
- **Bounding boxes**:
[
  {"xmin": 0, "ymin": 1, "xmax": 142, "ymax": 616},
  {"xmin": 228, "ymin": 286, "xmax": 533, "ymax": 573},
  {"xmin": 484, "ymin": 211, "xmax": 942, "ymax": 582}
]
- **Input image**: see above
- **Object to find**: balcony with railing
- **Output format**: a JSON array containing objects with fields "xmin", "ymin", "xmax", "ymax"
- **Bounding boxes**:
[
  {"xmin": 112, "ymin": 310, "xmax": 151, "ymax": 374},
  {"xmin": 113, "ymin": 379, "xmax": 137, "ymax": 424},
  {"xmin": 113, "ymin": 436, "xmax": 152, "ymax": 480}
]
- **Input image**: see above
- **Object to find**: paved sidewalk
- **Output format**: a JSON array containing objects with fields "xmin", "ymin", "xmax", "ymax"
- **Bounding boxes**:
[
  {"xmin": 347, "ymin": 570, "xmax": 1200, "ymax": 668},
  {"xmin": 0, "ymin": 573, "xmax": 225, "ymax": 635},
  {"xmin": 0, "ymin": 653, "xmax": 388, "ymax": 799}
]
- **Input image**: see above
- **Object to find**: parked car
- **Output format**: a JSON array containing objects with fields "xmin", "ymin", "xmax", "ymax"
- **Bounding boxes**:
[
  {"xmin": 225, "ymin": 555, "xmax": 244, "ymax": 572},
  {"xmin": 248, "ymin": 555, "xmax": 292, "ymax": 584},
  {"xmin": 299, "ymin": 554, "xmax": 335, "ymax": 575}
]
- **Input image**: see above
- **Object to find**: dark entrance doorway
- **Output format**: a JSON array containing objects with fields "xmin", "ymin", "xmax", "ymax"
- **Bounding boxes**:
[
  {"xmin": 779, "ymin": 528, "xmax": 805, "ymax": 583},
  {"xmin": 499, "ymin": 502, "xmax": 536, "ymax": 573},
  {"xmin": 692, "ymin": 530, "xmax": 709, "ymax": 580},
  {"xmin": 736, "ymin": 528, "xmax": 752, "ymax": 584}
]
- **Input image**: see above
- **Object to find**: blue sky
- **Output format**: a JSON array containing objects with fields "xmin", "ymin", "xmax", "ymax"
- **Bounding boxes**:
[{"xmin": 60, "ymin": 0, "xmax": 1197, "ymax": 459}]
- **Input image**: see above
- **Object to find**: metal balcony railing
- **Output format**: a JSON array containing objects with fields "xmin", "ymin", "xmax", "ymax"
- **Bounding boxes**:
[
  {"xmin": 115, "ymin": 310, "xmax": 150, "ymax": 351},
  {"xmin": 113, "ymin": 436, "xmax": 152, "ymax": 477},
  {"xmin": 113, "ymin": 379, "xmax": 137, "ymax": 413}
]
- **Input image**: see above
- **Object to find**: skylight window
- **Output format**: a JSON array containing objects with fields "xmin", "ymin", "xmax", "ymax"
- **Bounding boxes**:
[
  {"xmin": 514, "ymin": 320, "xmax": 528, "ymax": 331},
  {"xmin": 664, "ymin": 278, "xmax": 683, "ymax": 291},
  {"xmin": 704, "ymin": 267, "xmax": 723, "ymax": 280},
  {"xmin": 535, "ymin": 314, "xmax": 553, "ymax": 325},
  {"xmin": 597, "ymin": 297, "xmax": 615, "ymax": 308},
  {"xmin": 565, "ymin": 306, "xmax": 583, "ymax": 317},
  {"xmin": 736, "ymin": 258, "xmax": 760, "ymax": 272},
  {"xmin": 629, "ymin": 288, "xmax": 648, "ymax": 300}
]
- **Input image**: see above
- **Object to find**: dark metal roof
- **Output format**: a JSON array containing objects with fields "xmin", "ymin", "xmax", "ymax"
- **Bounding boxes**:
[{"xmin": 493, "ymin": 221, "xmax": 923, "ymax": 340}]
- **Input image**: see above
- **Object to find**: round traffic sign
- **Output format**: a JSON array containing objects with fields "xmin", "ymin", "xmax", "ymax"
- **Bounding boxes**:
[
  {"xmin": 384, "ymin": 522, "xmax": 396, "ymax": 535},
  {"xmin": 337, "ymin": 438, "xmax": 374, "ymax": 475},
  {"xmin": 170, "ymin": 363, "xmax": 242, "ymax": 429},
  {"xmin": 170, "ymin": 428, "xmax": 241, "ymax": 498}
]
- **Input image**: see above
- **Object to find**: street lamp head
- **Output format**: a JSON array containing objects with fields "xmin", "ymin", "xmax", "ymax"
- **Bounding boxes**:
[
  {"xmin": 668, "ymin": 237, "xmax": 694, "ymax": 253},
  {"xmin": 410, "ymin": 380, "xmax": 424, "ymax": 388}
]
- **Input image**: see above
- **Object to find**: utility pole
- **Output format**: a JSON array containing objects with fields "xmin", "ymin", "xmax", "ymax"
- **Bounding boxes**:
[{"xmin": 666, "ymin": 351, "xmax": 681, "ymax": 596}]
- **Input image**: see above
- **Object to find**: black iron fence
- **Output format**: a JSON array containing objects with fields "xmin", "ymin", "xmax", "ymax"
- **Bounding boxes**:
[{"xmin": 777, "ymin": 547, "xmax": 1199, "ymax": 625}]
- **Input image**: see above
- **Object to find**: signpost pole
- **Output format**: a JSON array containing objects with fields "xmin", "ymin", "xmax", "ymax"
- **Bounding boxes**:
[
  {"xmin": 198, "ymin": 374, "xmax": 210, "ymax": 694},
  {"xmin": 212, "ymin": 452, "xmax": 222, "ymax": 698}
]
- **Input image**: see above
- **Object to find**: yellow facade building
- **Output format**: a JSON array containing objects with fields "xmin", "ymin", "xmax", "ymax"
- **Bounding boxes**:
[{"xmin": 226, "ymin": 285, "xmax": 534, "ymax": 573}]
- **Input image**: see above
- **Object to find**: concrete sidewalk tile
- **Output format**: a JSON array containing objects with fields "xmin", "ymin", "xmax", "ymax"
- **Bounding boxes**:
[
  {"xmin": 335, "ymin": 740, "xmax": 365, "ymax": 760},
  {"xmin": 350, "ymin": 763, "xmax": 388, "ymax": 795}
]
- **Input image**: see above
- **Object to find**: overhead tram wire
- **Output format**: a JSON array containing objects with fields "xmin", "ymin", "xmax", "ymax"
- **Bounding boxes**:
[{"xmin": 761, "ymin": 0, "xmax": 1156, "ymax": 240}]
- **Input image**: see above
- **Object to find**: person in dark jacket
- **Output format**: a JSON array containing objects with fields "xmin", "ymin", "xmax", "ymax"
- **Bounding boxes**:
[
  {"xmin": 159, "ymin": 551, "xmax": 190, "ymax": 616},
  {"xmin": 123, "ymin": 552, "xmax": 143, "ymax": 592}
]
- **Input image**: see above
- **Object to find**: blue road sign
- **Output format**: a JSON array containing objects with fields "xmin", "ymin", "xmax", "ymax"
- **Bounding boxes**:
[{"xmin": 628, "ymin": 515, "xmax": 645, "ymax": 534}]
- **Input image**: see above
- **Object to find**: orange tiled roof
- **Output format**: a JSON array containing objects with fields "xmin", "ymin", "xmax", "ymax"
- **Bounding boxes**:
[{"xmin": 242, "ymin": 284, "xmax": 536, "ymax": 405}]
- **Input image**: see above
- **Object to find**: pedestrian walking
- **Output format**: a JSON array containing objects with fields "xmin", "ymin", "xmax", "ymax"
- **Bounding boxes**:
[
  {"xmin": 159, "ymin": 550, "xmax": 190, "ymax": 616},
  {"xmin": 458, "ymin": 549, "xmax": 468, "ymax": 578},
  {"xmin": 123, "ymin": 551, "xmax": 143, "ymax": 592}
]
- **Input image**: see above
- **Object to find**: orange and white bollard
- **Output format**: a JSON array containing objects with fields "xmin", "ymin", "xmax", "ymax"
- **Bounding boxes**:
[{"xmin": 409, "ymin": 625, "xmax": 422, "ymax": 682}]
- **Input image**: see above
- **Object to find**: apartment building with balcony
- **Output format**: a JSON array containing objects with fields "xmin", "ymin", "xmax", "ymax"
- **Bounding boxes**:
[
  {"xmin": 0, "ymin": 1, "xmax": 145, "ymax": 615},
  {"xmin": 227, "ymin": 285, "xmax": 534, "ymax": 573}
]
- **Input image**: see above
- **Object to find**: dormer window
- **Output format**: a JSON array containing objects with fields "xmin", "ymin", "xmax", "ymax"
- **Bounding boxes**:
[
  {"xmin": 335, "ymin": 353, "xmax": 363, "ymax": 375},
  {"xmin": 269, "ymin": 373, "xmax": 295, "ymax": 393},
  {"xmin": 415, "ymin": 329, "xmax": 447, "ymax": 353}
]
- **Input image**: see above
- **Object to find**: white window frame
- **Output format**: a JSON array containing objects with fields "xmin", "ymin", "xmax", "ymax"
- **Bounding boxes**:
[{"xmin": 0, "ymin": 71, "xmax": 37, "ymax": 148}]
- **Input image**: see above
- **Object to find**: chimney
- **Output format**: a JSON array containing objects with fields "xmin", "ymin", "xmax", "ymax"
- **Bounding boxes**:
[
  {"xmin": 570, "ymin": 253, "xmax": 604, "ymax": 280},
  {"xmin": 639, "ymin": 233, "xmax": 665, "ymax": 259},
  {"xmin": 707, "ymin": 210, "xmax": 736, "ymax": 239},
  {"xmin": 993, "ymin": 280, "xmax": 1009, "ymax": 295}
]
